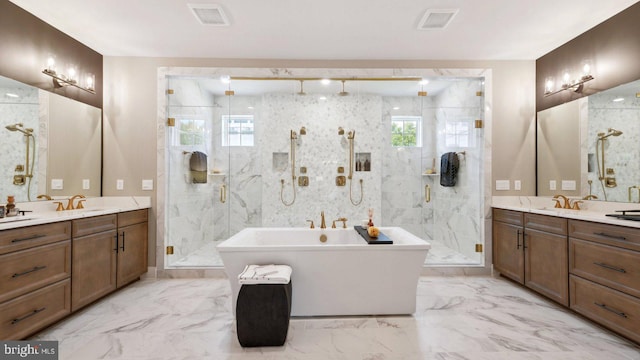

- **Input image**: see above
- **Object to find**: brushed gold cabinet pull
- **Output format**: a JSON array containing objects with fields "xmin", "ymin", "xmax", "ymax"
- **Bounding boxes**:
[
  {"xmin": 593, "ymin": 262, "xmax": 626, "ymax": 273},
  {"xmin": 11, "ymin": 234, "xmax": 46, "ymax": 243},
  {"xmin": 12, "ymin": 265, "xmax": 47, "ymax": 278},
  {"xmin": 593, "ymin": 232, "xmax": 626, "ymax": 241},
  {"xmin": 11, "ymin": 307, "xmax": 46, "ymax": 324},
  {"xmin": 594, "ymin": 302, "xmax": 628, "ymax": 318}
]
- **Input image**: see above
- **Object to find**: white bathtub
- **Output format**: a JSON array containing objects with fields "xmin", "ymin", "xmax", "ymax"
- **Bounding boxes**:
[{"xmin": 217, "ymin": 227, "xmax": 430, "ymax": 316}]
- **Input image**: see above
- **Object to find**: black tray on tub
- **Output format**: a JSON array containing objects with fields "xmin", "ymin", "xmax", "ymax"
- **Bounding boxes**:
[{"xmin": 354, "ymin": 226, "xmax": 393, "ymax": 244}]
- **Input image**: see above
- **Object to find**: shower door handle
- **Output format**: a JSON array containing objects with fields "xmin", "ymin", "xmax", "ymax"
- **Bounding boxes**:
[
  {"xmin": 425, "ymin": 184, "xmax": 431, "ymax": 203},
  {"xmin": 220, "ymin": 184, "xmax": 227, "ymax": 203}
]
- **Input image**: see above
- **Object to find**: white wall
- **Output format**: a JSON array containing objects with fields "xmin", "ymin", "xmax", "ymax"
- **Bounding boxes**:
[{"xmin": 103, "ymin": 58, "xmax": 536, "ymax": 266}]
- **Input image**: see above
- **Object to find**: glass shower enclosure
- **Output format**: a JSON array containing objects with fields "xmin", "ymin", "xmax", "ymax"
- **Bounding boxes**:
[{"xmin": 162, "ymin": 72, "xmax": 486, "ymax": 268}]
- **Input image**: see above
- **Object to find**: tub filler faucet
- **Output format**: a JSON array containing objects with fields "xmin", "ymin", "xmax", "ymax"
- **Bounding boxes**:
[{"xmin": 320, "ymin": 211, "xmax": 326, "ymax": 229}]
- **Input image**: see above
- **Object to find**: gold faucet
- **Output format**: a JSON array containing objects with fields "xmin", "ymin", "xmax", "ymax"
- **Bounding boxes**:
[
  {"xmin": 320, "ymin": 211, "xmax": 326, "ymax": 229},
  {"xmin": 306, "ymin": 220, "xmax": 315, "ymax": 229},
  {"xmin": 552, "ymin": 194, "xmax": 571, "ymax": 209},
  {"xmin": 582, "ymin": 194, "xmax": 598, "ymax": 200},
  {"xmin": 37, "ymin": 194, "xmax": 52, "ymax": 200},
  {"xmin": 66, "ymin": 194, "xmax": 86, "ymax": 210}
]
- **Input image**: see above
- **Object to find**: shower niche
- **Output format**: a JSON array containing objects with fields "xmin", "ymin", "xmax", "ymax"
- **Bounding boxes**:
[{"xmin": 161, "ymin": 68, "xmax": 488, "ymax": 269}]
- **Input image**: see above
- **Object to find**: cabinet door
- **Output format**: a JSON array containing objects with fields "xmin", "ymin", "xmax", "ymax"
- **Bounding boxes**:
[
  {"xmin": 525, "ymin": 228, "xmax": 569, "ymax": 306},
  {"xmin": 493, "ymin": 221, "xmax": 524, "ymax": 284},
  {"xmin": 117, "ymin": 222, "xmax": 148, "ymax": 288},
  {"xmin": 72, "ymin": 230, "xmax": 117, "ymax": 311}
]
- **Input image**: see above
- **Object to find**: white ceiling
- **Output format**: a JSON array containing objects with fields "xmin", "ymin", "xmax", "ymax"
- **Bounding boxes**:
[{"xmin": 8, "ymin": 0, "xmax": 639, "ymax": 60}]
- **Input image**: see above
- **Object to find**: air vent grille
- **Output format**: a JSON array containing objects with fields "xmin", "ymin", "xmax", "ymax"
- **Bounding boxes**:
[
  {"xmin": 417, "ymin": 9, "xmax": 458, "ymax": 30},
  {"xmin": 188, "ymin": 4, "xmax": 230, "ymax": 26}
]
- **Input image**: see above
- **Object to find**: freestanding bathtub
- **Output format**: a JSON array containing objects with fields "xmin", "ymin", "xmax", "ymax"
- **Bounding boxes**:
[{"xmin": 217, "ymin": 227, "xmax": 430, "ymax": 317}]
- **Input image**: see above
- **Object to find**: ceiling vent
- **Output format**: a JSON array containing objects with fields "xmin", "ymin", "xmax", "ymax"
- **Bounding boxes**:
[
  {"xmin": 417, "ymin": 9, "xmax": 459, "ymax": 30},
  {"xmin": 188, "ymin": 4, "xmax": 230, "ymax": 26}
]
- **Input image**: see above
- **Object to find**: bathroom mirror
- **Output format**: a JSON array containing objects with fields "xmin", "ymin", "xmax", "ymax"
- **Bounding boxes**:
[
  {"xmin": 536, "ymin": 78, "xmax": 640, "ymax": 202},
  {"xmin": 0, "ymin": 75, "xmax": 102, "ymax": 202}
]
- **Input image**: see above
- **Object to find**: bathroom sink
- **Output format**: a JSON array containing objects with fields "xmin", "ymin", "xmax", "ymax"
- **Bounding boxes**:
[{"xmin": 0, "ymin": 216, "xmax": 34, "ymax": 224}]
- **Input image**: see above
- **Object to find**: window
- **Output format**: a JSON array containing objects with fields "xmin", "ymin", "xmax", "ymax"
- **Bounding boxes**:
[
  {"xmin": 174, "ymin": 119, "xmax": 205, "ymax": 146},
  {"xmin": 445, "ymin": 119, "xmax": 474, "ymax": 148},
  {"xmin": 222, "ymin": 115, "xmax": 254, "ymax": 146},
  {"xmin": 391, "ymin": 116, "xmax": 422, "ymax": 147}
]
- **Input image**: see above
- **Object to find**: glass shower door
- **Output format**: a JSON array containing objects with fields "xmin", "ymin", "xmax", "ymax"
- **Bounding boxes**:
[{"xmin": 165, "ymin": 76, "xmax": 230, "ymax": 267}]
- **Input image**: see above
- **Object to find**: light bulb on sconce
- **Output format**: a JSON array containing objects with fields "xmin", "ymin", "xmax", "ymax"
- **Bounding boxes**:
[
  {"xmin": 45, "ymin": 56, "xmax": 56, "ymax": 75},
  {"xmin": 67, "ymin": 66, "xmax": 77, "ymax": 84},
  {"xmin": 85, "ymin": 73, "xmax": 95, "ymax": 92}
]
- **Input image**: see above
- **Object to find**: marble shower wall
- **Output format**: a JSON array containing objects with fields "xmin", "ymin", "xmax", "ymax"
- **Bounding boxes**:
[
  {"xmin": 258, "ymin": 93, "xmax": 383, "ymax": 227},
  {"xmin": 0, "ymin": 85, "xmax": 39, "ymax": 202},
  {"xmin": 586, "ymin": 94, "xmax": 640, "ymax": 202}
]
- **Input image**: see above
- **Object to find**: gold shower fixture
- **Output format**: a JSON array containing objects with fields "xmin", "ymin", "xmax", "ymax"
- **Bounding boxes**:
[
  {"xmin": 338, "ymin": 127, "xmax": 345, "ymax": 135},
  {"xmin": 297, "ymin": 80, "xmax": 306, "ymax": 95},
  {"xmin": 339, "ymin": 80, "xmax": 349, "ymax": 96},
  {"xmin": 281, "ymin": 129, "xmax": 299, "ymax": 206}
]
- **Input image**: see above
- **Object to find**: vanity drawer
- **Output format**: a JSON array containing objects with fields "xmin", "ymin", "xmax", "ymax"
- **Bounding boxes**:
[
  {"xmin": 570, "ymin": 275, "xmax": 640, "ymax": 344},
  {"xmin": 118, "ymin": 209, "xmax": 148, "ymax": 228},
  {"xmin": 493, "ymin": 208, "xmax": 523, "ymax": 226},
  {"xmin": 569, "ymin": 239, "xmax": 640, "ymax": 298},
  {"xmin": 524, "ymin": 213, "xmax": 567, "ymax": 235},
  {"xmin": 0, "ymin": 279, "xmax": 71, "ymax": 340},
  {"xmin": 0, "ymin": 221, "xmax": 71, "ymax": 255},
  {"xmin": 0, "ymin": 240, "xmax": 71, "ymax": 303},
  {"xmin": 569, "ymin": 220, "xmax": 640, "ymax": 252},
  {"xmin": 72, "ymin": 214, "xmax": 117, "ymax": 237}
]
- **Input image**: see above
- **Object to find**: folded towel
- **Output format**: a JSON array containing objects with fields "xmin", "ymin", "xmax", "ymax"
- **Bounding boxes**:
[
  {"xmin": 440, "ymin": 152, "xmax": 459, "ymax": 187},
  {"xmin": 238, "ymin": 264, "xmax": 292, "ymax": 285}
]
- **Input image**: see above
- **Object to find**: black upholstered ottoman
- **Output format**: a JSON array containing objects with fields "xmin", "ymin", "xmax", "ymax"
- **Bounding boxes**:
[{"xmin": 236, "ymin": 281, "xmax": 292, "ymax": 347}]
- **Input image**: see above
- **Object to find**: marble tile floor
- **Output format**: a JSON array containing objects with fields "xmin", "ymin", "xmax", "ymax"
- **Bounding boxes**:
[
  {"xmin": 31, "ymin": 276, "xmax": 640, "ymax": 360},
  {"xmin": 168, "ymin": 239, "xmax": 477, "ymax": 268}
]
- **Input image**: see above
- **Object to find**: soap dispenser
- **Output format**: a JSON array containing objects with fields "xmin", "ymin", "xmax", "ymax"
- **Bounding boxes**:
[{"xmin": 5, "ymin": 195, "xmax": 16, "ymax": 217}]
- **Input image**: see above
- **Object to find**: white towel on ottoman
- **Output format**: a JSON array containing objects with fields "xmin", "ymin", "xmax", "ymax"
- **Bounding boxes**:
[{"xmin": 238, "ymin": 264, "xmax": 292, "ymax": 285}]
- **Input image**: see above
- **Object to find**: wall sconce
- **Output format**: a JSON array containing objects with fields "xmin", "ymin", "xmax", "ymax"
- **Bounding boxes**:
[
  {"xmin": 544, "ymin": 62, "xmax": 594, "ymax": 97},
  {"xmin": 42, "ymin": 56, "xmax": 96, "ymax": 94}
]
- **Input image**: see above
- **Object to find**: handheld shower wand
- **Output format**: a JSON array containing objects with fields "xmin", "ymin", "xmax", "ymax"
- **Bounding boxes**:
[
  {"xmin": 280, "ymin": 130, "xmax": 298, "ymax": 206},
  {"xmin": 5, "ymin": 123, "xmax": 36, "ymax": 201},
  {"xmin": 347, "ymin": 130, "xmax": 363, "ymax": 206}
]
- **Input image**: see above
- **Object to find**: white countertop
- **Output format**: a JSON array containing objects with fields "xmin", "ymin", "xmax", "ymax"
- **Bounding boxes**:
[
  {"xmin": 492, "ymin": 196, "xmax": 640, "ymax": 229},
  {"xmin": 0, "ymin": 196, "xmax": 151, "ymax": 231}
]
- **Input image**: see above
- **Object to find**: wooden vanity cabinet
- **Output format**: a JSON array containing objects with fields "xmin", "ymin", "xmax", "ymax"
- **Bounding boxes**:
[
  {"xmin": 71, "ymin": 209, "xmax": 148, "ymax": 311},
  {"xmin": 492, "ymin": 209, "xmax": 524, "ymax": 283},
  {"xmin": 569, "ymin": 220, "xmax": 640, "ymax": 343},
  {"xmin": 71, "ymin": 214, "xmax": 118, "ymax": 311},
  {"xmin": 0, "ymin": 222, "xmax": 72, "ymax": 340},
  {"xmin": 492, "ymin": 209, "xmax": 569, "ymax": 306},
  {"xmin": 116, "ymin": 209, "xmax": 148, "ymax": 288}
]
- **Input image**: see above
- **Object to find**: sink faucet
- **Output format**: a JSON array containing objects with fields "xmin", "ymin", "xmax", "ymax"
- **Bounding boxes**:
[
  {"xmin": 320, "ymin": 211, "xmax": 326, "ymax": 229},
  {"xmin": 66, "ymin": 194, "xmax": 86, "ymax": 210},
  {"xmin": 552, "ymin": 194, "xmax": 571, "ymax": 209}
]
